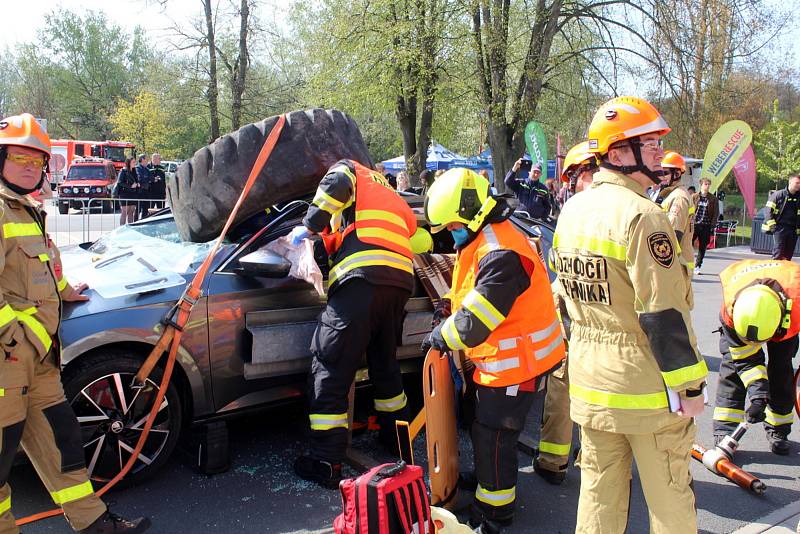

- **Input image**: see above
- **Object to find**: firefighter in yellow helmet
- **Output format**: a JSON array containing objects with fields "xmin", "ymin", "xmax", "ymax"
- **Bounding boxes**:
[
  {"xmin": 552, "ymin": 97, "xmax": 707, "ymax": 534},
  {"xmin": 0, "ymin": 114, "xmax": 149, "ymax": 533},
  {"xmin": 534, "ymin": 142, "xmax": 599, "ymax": 485},
  {"xmin": 713, "ymin": 259, "xmax": 800, "ymax": 456},
  {"xmin": 659, "ymin": 152, "xmax": 695, "ymax": 301},
  {"xmin": 422, "ymin": 168, "xmax": 564, "ymax": 533}
]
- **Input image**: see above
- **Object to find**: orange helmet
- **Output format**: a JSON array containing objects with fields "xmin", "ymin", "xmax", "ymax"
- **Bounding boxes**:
[
  {"xmin": 560, "ymin": 141, "xmax": 596, "ymax": 182},
  {"xmin": 661, "ymin": 151, "xmax": 686, "ymax": 173},
  {"xmin": 0, "ymin": 113, "xmax": 51, "ymax": 156},
  {"xmin": 587, "ymin": 96, "xmax": 670, "ymax": 155}
]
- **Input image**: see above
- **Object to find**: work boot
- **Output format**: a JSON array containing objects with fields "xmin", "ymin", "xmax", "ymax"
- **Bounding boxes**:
[
  {"xmin": 469, "ymin": 503, "xmax": 513, "ymax": 530},
  {"xmin": 533, "ymin": 458, "xmax": 566, "ymax": 485},
  {"xmin": 293, "ymin": 455, "xmax": 342, "ymax": 489},
  {"xmin": 766, "ymin": 430, "xmax": 790, "ymax": 456},
  {"xmin": 80, "ymin": 511, "xmax": 150, "ymax": 533},
  {"xmin": 470, "ymin": 519, "xmax": 503, "ymax": 534}
]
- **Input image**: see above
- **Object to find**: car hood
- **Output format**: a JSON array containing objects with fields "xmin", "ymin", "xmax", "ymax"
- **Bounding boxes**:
[{"xmin": 61, "ymin": 180, "xmax": 110, "ymax": 187}]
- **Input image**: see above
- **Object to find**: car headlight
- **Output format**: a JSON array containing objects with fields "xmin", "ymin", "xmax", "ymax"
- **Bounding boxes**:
[
  {"xmin": 84, "ymin": 187, "xmax": 91, "ymax": 194},
  {"xmin": 61, "ymin": 188, "xmax": 71, "ymax": 194},
  {"xmin": 93, "ymin": 187, "xmax": 103, "ymax": 193}
]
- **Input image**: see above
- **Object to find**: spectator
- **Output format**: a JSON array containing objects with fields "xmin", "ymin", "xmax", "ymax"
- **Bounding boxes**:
[
  {"xmin": 396, "ymin": 171, "xmax": 410, "ymax": 192},
  {"xmin": 135, "ymin": 154, "xmax": 152, "ymax": 219},
  {"xmin": 148, "ymin": 152, "xmax": 166, "ymax": 210},
  {"xmin": 434, "ymin": 169, "xmax": 446, "ymax": 179},
  {"xmin": 117, "ymin": 157, "xmax": 139, "ymax": 225},
  {"xmin": 687, "ymin": 185, "xmax": 696, "ymax": 194},
  {"xmin": 503, "ymin": 160, "xmax": 551, "ymax": 219},
  {"xmin": 385, "ymin": 173, "xmax": 397, "ymax": 189},
  {"xmin": 692, "ymin": 178, "xmax": 720, "ymax": 274},
  {"xmin": 544, "ymin": 177, "xmax": 560, "ymax": 217}
]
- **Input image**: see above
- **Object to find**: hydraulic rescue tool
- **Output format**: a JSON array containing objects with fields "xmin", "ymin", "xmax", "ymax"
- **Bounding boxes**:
[{"xmin": 691, "ymin": 422, "xmax": 766, "ymax": 496}]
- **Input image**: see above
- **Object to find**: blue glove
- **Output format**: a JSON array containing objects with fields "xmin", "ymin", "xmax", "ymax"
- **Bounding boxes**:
[{"xmin": 288, "ymin": 226, "xmax": 312, "ymax": 245}]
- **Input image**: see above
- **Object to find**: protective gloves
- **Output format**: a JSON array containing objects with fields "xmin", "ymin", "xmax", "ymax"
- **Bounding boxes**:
[
  {"xmin": 746, "ymin": 398, "xmax": 767, "ymax": 423},
  {"xmin": 421, "ymin": 322, "xmax": 449, "ymax": 354},
  {"xmin": 288, "ymin": 226, "xmax": 312, "ymax": 245}
]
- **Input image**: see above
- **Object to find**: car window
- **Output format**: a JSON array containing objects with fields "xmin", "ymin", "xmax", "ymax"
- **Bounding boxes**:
[{"xmin": 67, "ymin": 166, "xmax": 106, "ymax": 180}]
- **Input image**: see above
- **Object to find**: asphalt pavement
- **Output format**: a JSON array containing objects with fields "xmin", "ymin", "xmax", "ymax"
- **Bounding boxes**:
[{"xmin": 11, "ymin": 246, "xmax": 800, "ymax": 533}]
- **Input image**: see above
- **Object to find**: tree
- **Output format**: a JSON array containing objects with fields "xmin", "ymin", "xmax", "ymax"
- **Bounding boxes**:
[
  {"xmin": 110, "ymin": 91, "xmax": 168, "ymax": 154},
  {"xmin": 202, "ymin": 0, "xmax": 222, "ymax": 140},
  {"xmin": 754, "ymin": 101, "xmax": 800, "ymax": 190}
]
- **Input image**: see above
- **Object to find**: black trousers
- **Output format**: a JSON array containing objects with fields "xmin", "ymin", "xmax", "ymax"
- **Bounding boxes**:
[
  {"xmin": 713, "ymin": 330, "xmax": 798, "ymax": 437},
  {"xmin": 693, "ymin": 223, "xmax": 714, "ymax": 267},
  {"xmin": 307, "ymin": 278, "xmax": 410, "ymax": 463},
  {"xmin": 138, "ymin": 188, "xmax": 151, "ymax": 219},
  {"xmin": 772, "ymin": 224, "xmax": 798, "ymax": 260},
  {"xmin": 471, "ymin": 379, "xmax": 538, "ymax": 523}
]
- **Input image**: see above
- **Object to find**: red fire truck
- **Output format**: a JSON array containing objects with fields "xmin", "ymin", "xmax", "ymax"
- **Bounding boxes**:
[{"xmin": 49, "ymin": 139, "xmax": 135, "ymax": 188}]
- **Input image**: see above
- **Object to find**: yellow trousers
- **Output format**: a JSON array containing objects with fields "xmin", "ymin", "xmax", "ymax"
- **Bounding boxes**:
[{"xmin": 537, "ymin": 359, "xmax": 573, "ymax": 471}]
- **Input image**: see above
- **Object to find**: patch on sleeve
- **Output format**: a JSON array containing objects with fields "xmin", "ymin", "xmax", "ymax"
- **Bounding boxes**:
[{"xmin": 647, "ymin": 232, "xmax": 674, "ymax": 268}]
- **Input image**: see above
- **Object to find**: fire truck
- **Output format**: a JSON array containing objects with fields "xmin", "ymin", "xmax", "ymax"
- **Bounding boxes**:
[{"xmin": 48, "ymin": 139, "xmax": 135, "ymax": 188}]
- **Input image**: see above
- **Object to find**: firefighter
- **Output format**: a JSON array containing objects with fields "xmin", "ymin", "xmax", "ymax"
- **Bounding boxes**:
[
  {"xmin": 761, "ymin": 175, "xmax": 800, "ymax": 260},
  {"xmin": 659, "ymin": 151, "xmax": 695, "ymax": 303},
  {"xmin": 534, "ymin": 141, "xmax": 598, "ymax": 485},
  {"xmin": 712, "ymin": 259, "xmax": 800, "ymax": 456},
  {"xmin": 0, "ymin": 114, "xmax": 149, "ymax": 533},
  {"xmin": 553, "ymin": 97, "xmax": 707, "ymax": 534},
  {"xmin": 292, "ymin": 159, "xmax": 423, "ymax": 488},
  {"xmin": 422, "ymin": 168, "xmax": 565, "ymax": 532}
]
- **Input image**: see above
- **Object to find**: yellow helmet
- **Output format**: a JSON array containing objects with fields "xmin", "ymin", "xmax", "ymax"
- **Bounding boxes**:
[
  {"xmin": 424, "ymin": 168, "xmax": 494, "ymax": 233},
  {"xmin": 732, "ymin": 285, "xmax": 784, "ymax": 342},
  {"xmin": 561, "ymin": 141, "xmax": 596, "ymax": 182},
  {"xmin": 409, "ymin": 227, "xmax": 434, "ymax": 253}
]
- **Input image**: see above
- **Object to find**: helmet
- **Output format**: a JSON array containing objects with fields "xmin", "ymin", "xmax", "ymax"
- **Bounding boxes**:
[
  {"xmin": 0, "ymin": 113, "xmax": 51, "ymax": 156},
  {"xmin": 732, "ymin": 285, "xmax": 784, "ymax": 342},
  {"xmin": 560, "ymin": 141, "xmax": 596, "ymax": 182},
  {"xmin": 661, "ymin": 151, "xmax": 686, "ymax": 173},
  {"xmin": 409, "ymin": 227, "xmax": 434, "ymax": 253},
  {"xmin": 424, "ymin": 168, "xmax": 493, "ymax": 233},
  {"xmin": 587, "ymin": 96, "xmax": 670, "ymax": 155}
]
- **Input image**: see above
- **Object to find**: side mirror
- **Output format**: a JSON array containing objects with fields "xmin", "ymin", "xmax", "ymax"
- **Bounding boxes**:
[{"xmin": 236, "ymin": 248, "xmax": 291, "ymax": 278}]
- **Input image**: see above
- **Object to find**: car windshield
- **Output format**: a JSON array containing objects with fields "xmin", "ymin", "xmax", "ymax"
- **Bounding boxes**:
[
  {"xmin": 67, "ymin": 166, "xmax": 106, "ymax": 180},
  {"xmin": 104, "ymin": 146, "xmax": 128, "ymax": 162}
]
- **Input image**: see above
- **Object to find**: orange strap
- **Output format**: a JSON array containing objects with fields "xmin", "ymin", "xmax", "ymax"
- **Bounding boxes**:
[{"xmin": 17, "ymin": 114, "xmax": 286, "ymax": 527}]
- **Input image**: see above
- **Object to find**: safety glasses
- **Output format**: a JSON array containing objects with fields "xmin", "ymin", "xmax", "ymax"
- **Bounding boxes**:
[
  {"xmin": 629, "ymin": 138, "xmax": 664, "ymax": 151},
  {"xmin": 6, "ymin": 153, "xmax": 47, "ymax": 169}
]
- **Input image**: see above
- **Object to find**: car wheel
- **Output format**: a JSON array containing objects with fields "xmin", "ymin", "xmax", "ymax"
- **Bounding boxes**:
[
  {"xmin": 61, "ymin": 349, "xmax": 183, "ymax": 486},
  {"xmin": 58, "ymin": 201, "xmax": 69, "ymax": 215}
]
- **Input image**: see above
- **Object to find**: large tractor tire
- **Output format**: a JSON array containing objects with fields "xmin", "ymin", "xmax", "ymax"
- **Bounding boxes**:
[{"xmin": 168, "ymin": 108, "xmax": 373, "ymax": 243}]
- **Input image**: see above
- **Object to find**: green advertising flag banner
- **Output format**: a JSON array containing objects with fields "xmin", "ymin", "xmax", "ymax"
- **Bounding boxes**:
[
  {"xmin": 524, "ymin": 121, "xmax": 548, "ymax": 170},
  {"xmin": 701, "ymin": 120, "xmax": 753, "ymax": 192}
]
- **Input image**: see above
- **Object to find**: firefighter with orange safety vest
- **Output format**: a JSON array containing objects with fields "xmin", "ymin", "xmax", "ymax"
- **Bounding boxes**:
[
  {"xmin": 0, "ymin": 114, "xmax": 149, "ymax": 533},
  {"xmin": 659, "ymin": 151, "xmax": 695, "ymax": 302},
  {"xmin": 292, "ymin": 159, "xmax": 428, "ymax": 488},
  {"xmin": 552, "ymin": 97, "xmax": 707, "ymax": 534},
  {"xmin": 534, "ymin": 141, "xmax": 599, "ymax": 486},
  {"xmin": 712, "ymin": 259, "xmax": 800, "ymax": 456},
  {"xmin": 422, "ymin": 168, "xmax": 565, "ymax": 533}
]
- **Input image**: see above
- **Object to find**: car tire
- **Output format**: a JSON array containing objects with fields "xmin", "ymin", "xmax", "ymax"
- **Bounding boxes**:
[
  {"xmin": 168, "ymin": 108, "xmax": 373, "ymax": 242},
  {"xmin": 58, "ymin": 201, "xmax": 69, "ymax": 215},
  {"xmin": 61, "ymin": 349, "xmax": 183, "ymax": 487}
]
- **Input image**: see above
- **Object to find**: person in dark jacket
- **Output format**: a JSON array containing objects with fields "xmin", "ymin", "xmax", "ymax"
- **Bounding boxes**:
[
  {"xmin": 117, "ymin": 157, "xmax": 139, "ymax": 225},
  {"xmin": 135, "ymin": 154, "xmax": 152, "ymax": 219},
  {"xmin": 691, "ymin": 178, "xmax": 720, "ymax": 274},
  {"xmin": 147, "ymin": 153, "xmax": 166, "ymax": 210},
  {"xmin": 762, "ymin": 175, "xmax": 800, "ymax": 260},
  {"xmin": 503, "ymin": 159, "xmax": 552, "ymax": 220}
]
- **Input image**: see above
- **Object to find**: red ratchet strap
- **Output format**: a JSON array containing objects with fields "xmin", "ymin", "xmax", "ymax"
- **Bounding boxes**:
[{"xmin": 18, "ymin": 114, "xmax": 287, "ymax": 526}]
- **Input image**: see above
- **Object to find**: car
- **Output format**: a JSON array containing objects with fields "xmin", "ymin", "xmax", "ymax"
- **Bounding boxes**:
[
  {"xmin": 57, "ymin": 196, "xmax": 555, "ymax": 484},
  {"xmin": 161, "ymin": 160, "xmax": 180, "ymax": 182},
  {"xmin": 57, "ymin": 157, "xmax": 117, "ymax": 214}
]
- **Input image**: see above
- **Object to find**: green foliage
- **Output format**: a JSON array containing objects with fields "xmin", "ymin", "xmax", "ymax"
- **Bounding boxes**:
[
  {"xmin": 109, "ymin": 91, "xmax": 168, "ymax": 155},
  {"xmin": 754, "ymin": 104, "xmax": 800, "ymax": 190}
]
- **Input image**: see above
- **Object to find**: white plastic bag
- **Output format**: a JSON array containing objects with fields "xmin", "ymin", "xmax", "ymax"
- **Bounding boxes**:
[{"xmin": 264, "ymin": 236, "xmax": 325, "ymax": 295}]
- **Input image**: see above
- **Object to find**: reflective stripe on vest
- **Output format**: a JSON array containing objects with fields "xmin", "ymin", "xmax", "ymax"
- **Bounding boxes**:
[
  {"xmin": 713, "ymin": 407, "xmax": 745, "ymax": 423},
  {"xmin": 0, "ymin": 495, "xmax": 8, "ymax": 515},
  {"xmin": 374, "ymin": 392, "xmax": 408, "ymax": 413},
  {"xmin": 309, "ymin": 413, "xmax": 349, "ymax": 431},
  {"xmin": 2, "ymin": 222, "xmax": 42, "ymax": 239},
  {"xmin": 570, "ymin": 383, "xmax": 669, "ymax": 410},
  {"xmin": 475, "ymin": 484, "xmax": 515, "ymax": 507},
  {"xmin": 739, "ymin": 365, "xmax": 768, "ymax": 388},
  {"xmin": 474, "ymin": 357, "xmax": 521, "ymax": 374},
  {"xmin": 327, "ymin": 249, "xmax": 413, "ymax": 287},
  {"xmin": 538, "ymin": 440, "xmax": 571, "ymax": 456},
  {"xmin": 553, "ymin": 232, "xmax": 627, "ymax": 261},
  {"xmin": 51, "ymin": 481, "xmax": 94, "ymax": 505},
  {"xmin": 765, "ymin": 408, "xmax": 793, "ymax": 426}
]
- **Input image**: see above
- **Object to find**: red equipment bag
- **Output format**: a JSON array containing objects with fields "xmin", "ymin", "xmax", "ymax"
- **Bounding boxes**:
[{"xmin": 334, "ymin": 461, "xmax": 433, "ymax": 534}]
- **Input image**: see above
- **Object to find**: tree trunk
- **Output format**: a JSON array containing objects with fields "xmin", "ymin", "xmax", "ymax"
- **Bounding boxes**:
[
  {"xmin": 203, "ymin": 0, "xmax": 220, "ymax": 141},
  {"xmin": 231, "ymin": 0, "xmax": 249, "ymax": 130}
]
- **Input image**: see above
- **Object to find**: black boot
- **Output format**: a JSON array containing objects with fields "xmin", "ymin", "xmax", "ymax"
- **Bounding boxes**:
[
  {"xmin": 533, "ymin": 458, "xmax": 566, "ymax": 485},
  {"xmin": 80, "ymin": 511, "xmax": 150, "ymax": 533},
  {"xmin": 293, "ymin": 455, "xmax": 342, "ymax": 489},
  {"xmin": 766, "ymin": 429, "xmax": 790, "ymax": 456}
]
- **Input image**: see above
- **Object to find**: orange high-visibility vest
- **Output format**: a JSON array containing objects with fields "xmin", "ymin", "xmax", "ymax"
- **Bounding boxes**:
[
  {"xmin": 450, "ymin": 220, "xmax": 565, "ymax": 387},
  {"xmin": 719, "ymin": 259, "xmax": 800, "ymax": 341},
  {"xmin": 321, "ymin": 160, "xmax": 417, "ymax": 291}
]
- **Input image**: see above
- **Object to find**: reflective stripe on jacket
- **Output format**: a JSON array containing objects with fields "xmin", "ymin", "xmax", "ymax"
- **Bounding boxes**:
[
  {"xmin": 552, "ymin": 169, "xmax": 706, "ymax": 434},
  {"xmin": 304, "ymin": 159, "xmax": 416, "ymax": 294},
  {"xmin": 763, "ymin": 187, "xmax": 800, "ymax": 234},
  {"xmin": 446, "ymin": 220, "xmax": 565, "ymax": 388},
  {"xmin": 719, "ymin": 259, "xmax": 800, "ymax": 342}
]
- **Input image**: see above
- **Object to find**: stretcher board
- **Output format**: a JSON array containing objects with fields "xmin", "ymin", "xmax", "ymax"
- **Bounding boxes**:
[{"xmin": 423, "ymin": 349, "xmax": 459, "ymax": 507}]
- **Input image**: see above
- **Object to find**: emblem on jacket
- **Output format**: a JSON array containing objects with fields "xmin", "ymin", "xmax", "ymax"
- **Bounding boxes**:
[{"xmin": 647, "ymin": 232, "xmax": 674, "ymax": 268}]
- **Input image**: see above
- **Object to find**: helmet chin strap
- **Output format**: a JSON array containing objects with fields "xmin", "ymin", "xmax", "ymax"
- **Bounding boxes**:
[
  {"xmin": 600, "ymin": 141, "xmax": 662, "ymax": 184},
  {"xmin": 2, "ymin": 175, "xmax": 44, "ymax": 196}
]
